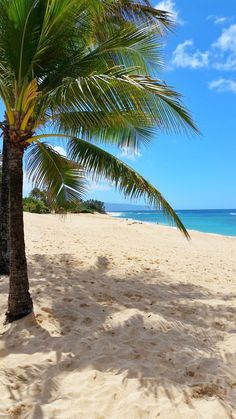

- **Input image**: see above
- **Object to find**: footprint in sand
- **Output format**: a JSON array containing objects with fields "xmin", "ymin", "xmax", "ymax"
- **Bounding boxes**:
[
  {"xmin": 82, "ymin": 317, "xmax": 93, "ymax": 325},
  {"xmin": 80, "ymin": 303, "xmax": 90, "ymax": 308}
]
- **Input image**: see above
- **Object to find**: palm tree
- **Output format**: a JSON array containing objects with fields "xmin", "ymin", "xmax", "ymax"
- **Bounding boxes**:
[
  {"xmin": 0, "ymin": 0, "xmax": 198, "ymax": 323},
  {"xmin": 0, "ymin": 0, "xmax": 173, "ymax": 277}
]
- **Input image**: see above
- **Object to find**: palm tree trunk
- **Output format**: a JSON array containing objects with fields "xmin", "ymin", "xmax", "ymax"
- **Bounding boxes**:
[
  {"xmin": 6, "ymin": 142, "xmax": 33, "ymax": 323},
  {"xmin": 0, "ymin": 135, "xmax": 10, "ymax": 275}
]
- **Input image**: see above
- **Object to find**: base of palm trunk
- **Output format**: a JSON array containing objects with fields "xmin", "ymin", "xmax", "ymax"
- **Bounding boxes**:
[
  {"xmin": 5, "ymin": 308, "xmax": 33, "ymax": 323},
  {"xmin": 6, "ymin": 289, "xmax": 33, "ymax": 323}
]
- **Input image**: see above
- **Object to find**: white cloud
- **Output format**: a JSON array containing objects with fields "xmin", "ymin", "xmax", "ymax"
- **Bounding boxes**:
[
  {"xmin": 211, "ymin": 24, "xmax": 236, "ymax": 71},
  {"xmin": 215, "ymin": 17, "xmax": 229, "ymax": 25},
  {"xmin": 214, "ymin": 24, "xmax": 236, "ymax": 52},
  {"xmin": 213, "ymin": 55, "xmax": 236, "ymax": 71},
  {"xmin": 209, "ymin": 78, "xmax": 236, "ymax": 93},
  {"xmin": 118, "ymin": 147, "xmax": 142, "ymax": 161},
  {"xmin": 89, "ymin": 181, "xmax": 113, "ymax": 192},
  {"xmin": 206, "ymin": 15, "xmax": 231, "ymax": 25},
  {"xmin": 155, "ymin": 0, "xmax": 182, "ymax": 24},
  {"xmin": 53, "ymin": 146, "xmax": 67, "ymax": 157},
  {"xmin": 172, "ymin": 40, "xmax": 209, "ymax": 69},
  {"xmin": 171, "ymin": 23, "xmax": 236, "ymax": 73}
]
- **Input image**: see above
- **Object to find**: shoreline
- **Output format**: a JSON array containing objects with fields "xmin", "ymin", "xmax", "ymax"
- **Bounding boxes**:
[{"xmin": 107, "ymin": 211, "xmax": 236, "ymax": 239}]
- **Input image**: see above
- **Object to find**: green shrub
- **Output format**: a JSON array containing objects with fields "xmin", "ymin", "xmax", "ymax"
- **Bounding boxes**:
[
  {"xmin": 84, "ymin": 200, "xmax": 106, "ymax": 214},
  {"xmin": 24, "ymin": 189, "xmax": 106, "ymax": 215},
  {"xmin": 23, "ymin": 197, "xmax": 50, "ymax": 214},
  {"xmin": 80, "ymin": 208, "xmax": 94, "ymax": 214},
  {"xmin": 29, "ymin": 188, "xmax": 48, "ymax": 205},
  {"xmin": 55, "ymin": 201, "xmax": 83, "ymax": 213}
]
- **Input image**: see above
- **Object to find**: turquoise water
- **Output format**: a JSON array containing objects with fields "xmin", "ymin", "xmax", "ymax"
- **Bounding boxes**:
[{"xmin": 108, "ymin": 209, "xmax": 236, "ymax": 237}]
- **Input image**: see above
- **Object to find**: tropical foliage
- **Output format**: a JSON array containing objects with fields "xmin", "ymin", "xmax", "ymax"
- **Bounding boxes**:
[
  {"xmin": 23, "ymin": 188, "xmax": 106, "ymax": 214},
  {"xmin": 23, "ymin": 196, "xmax": 50, "ymax": 214},
  {"xmin": 0, "ymin": 0, "xmax": 198, "ymax": 322},
  {"xmin": 84, "ymin": 200, "xmax": 106, "ymax": 214}
]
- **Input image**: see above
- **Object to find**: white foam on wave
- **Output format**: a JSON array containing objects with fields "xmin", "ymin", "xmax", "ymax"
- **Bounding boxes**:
[
  {"xmin": 137, "ymin": 212, "xmax": 155, "ymax": 215},
  {"xmin": 230, "ymin": 212, "xmax": 236, "ymax": 216},
  {"xmin": 107, "ymin": 212, "xmax": 123, "ymax": 217}
]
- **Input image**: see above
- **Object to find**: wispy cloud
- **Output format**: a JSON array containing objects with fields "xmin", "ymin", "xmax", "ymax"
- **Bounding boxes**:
[
  {"xmin": 88, "ymin": 181, "xmax": 113, "ymax": 192},
  {"xmin": 212, "ymin": 24, "xmax": 236, "ymax": 71},
  {"xmin": 213, "ymin": 55, "xmax": 236, "ymax": 71},
  {"xmin": 209, "ymin": 78, "xmax": 236, "ymax": 94},
  {"xmin": 172, "ymin": 40, "xmax": 209, "ymax": 69},
  {"xmin": 213, "ymin": 24, "xmax": 236, "ymax": 52},
  {"xmin": 206, "ymin": 15, "xmax": 233, "ymax": 25},
  {"xmin": 155, "ymin": 0, "xmax": 183, "ymax": 25},
  {"xmin": 118, "ymin": 147, "xmax": 142, "ymax": 161}
]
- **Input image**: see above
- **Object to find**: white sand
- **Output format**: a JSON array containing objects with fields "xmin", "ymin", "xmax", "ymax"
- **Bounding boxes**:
[{"xmin": 0, "ymin": 212, "xmax": 236, "ymax": 418}]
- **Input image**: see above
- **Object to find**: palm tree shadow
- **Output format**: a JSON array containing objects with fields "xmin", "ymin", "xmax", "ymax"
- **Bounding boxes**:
[{"xmin": 1, "ymin": 253, "xmax": 236, "ymax": 417}]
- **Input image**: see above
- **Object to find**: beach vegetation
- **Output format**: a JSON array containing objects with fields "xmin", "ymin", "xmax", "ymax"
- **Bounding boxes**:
[
  {"xmin": 23, "ymin": 196, "xmax": 50, "ymax": 214},
  {"xmin": 23, "ymin": 188, "xmax": 106, "ymax": 214}
]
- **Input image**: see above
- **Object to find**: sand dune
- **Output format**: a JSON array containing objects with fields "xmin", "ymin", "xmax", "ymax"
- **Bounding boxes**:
[{"xmin": 0, "ymin": 213, "xmax": 236, "ymax": 418}]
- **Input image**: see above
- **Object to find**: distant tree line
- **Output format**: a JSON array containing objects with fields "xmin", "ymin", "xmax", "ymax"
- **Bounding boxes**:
[{"xmin": 23, "ymin": 188, "xmax": 106, "ymax": 215}]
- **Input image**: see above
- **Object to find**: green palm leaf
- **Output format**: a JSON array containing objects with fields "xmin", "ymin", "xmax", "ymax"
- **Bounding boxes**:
[
  {"xmin": 92, "ymin": 1, "xmax": 174, "ymax": 36},
  {"xmin": 42, "ymin": 72, "xmax": 198, "ymax": 163},
  {"xmin": 75, "ymin": 25, "xmax": 163, "ymax": 77},
  {"xmin": 67, "ymin": 137, "xmax": 190, "ymax": 238},
  {"xmin": 25, "ymin": 141, "xmax": 87, "ymax": 205}
]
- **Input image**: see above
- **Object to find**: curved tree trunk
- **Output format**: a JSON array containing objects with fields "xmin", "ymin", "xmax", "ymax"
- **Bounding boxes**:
[
  {"xmin": 6, "ymin": 142, "xmax": 33, "ymax": 323},
  {"xmin": 0, "ymin": 135, "xmax": 10, "ymax": 275}
]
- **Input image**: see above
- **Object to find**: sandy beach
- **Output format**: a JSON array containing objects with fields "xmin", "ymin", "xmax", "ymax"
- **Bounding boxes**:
[{"xmin": 0, "ymin": 212, "xmax": 236, "ymax": 418}]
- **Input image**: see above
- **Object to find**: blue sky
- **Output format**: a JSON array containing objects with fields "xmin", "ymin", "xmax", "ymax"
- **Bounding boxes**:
[
  {"xmin": 1, "ymin": 1, "xmax": 236, "ymax": 209},
  {"xmin": 90, "ymin": 0, "xmax": 236, "ymax": 209}
]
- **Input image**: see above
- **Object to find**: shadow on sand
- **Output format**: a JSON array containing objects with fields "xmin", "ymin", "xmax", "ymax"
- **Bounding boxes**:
[{"xmin": 0, "ymin": 253, "xmax": 236, "ymax": 417}]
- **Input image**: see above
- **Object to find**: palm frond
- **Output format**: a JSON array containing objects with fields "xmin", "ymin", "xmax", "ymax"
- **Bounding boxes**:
[
  {"xmin": 48, "ymin": 107, "xmax": 156, "ymax": 151},
  {"xmin": 25, "ymin": 141, "xmax": 87, "ymax": 205},
  {"xmin": 46, "ymin": 72, "xmax": 198, "ymax": 140},
  {"xmin": 67, "ymin": 137, "xmax": 190, "ymax": 238},
  {"xmin": 0, "ymin": 0, "xmax": 42, "ymax": 84},
  {"xmin": 92, "ymin": 0, "xmax": 174, "ymax": 36},
  {"xmin": 75, "ymin": 24, "xmax": 163, "ymax": 77},
  {"xmin": 0, "ymin": 0, "xmax": 87, "ymax": 86}
]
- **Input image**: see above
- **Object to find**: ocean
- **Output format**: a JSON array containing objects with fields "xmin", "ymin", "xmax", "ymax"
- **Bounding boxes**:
[{"xmin": 107, "ymin": 209, "xmax": 236, "ymax": 237}]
